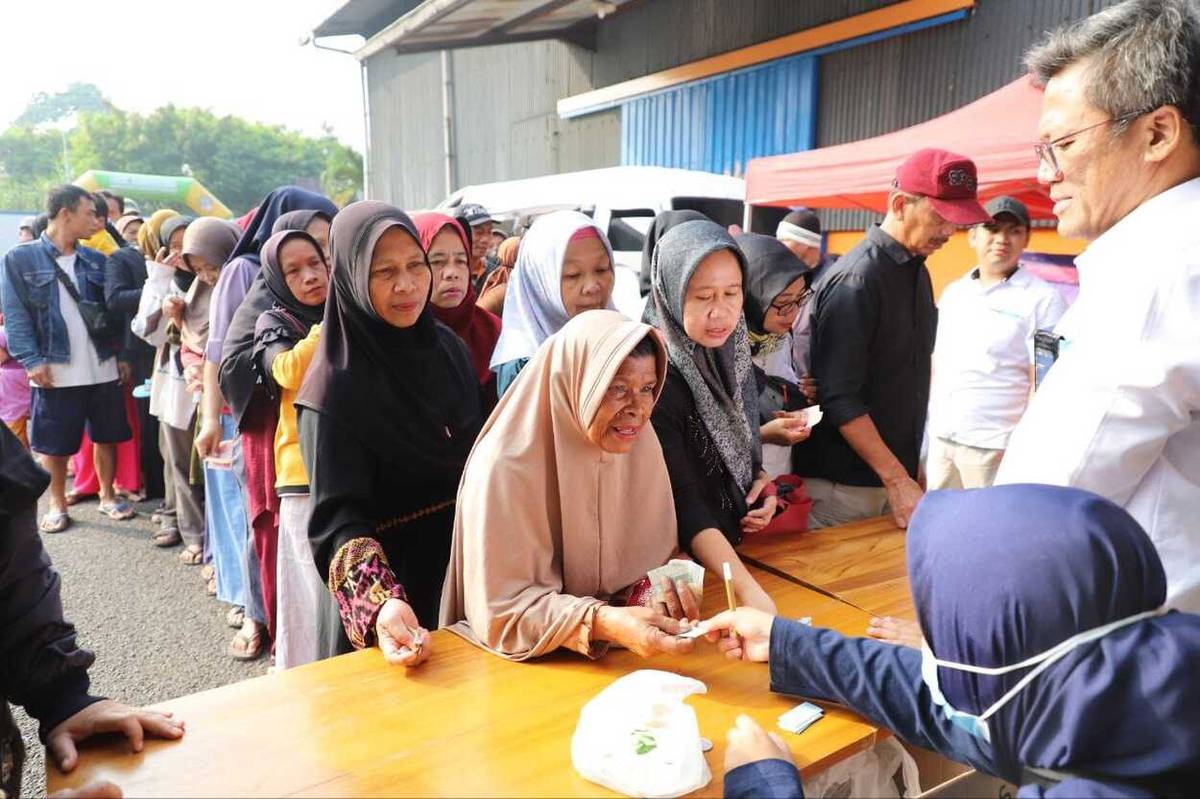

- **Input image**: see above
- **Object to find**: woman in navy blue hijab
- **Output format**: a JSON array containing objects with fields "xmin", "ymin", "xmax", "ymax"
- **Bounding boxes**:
[{"xmin": 707, "ymin": 484, "xmax": 1200, "ymax": 797}]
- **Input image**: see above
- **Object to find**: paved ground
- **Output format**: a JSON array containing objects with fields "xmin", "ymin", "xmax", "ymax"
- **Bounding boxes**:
[{"xmin": 16, "ymin": 495, "xmax": 267, "ymax": 797}]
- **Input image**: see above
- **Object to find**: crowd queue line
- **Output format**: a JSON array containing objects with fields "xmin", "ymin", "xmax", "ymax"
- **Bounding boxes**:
[{"xmin": 3, "ymin": 1, "xmax": 1200, "ymax": 796}]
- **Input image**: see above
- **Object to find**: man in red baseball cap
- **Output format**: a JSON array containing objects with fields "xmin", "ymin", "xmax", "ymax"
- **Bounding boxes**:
[{"xmin": 794, "ymin": 148, "xmax": 988, "ymax": 533}]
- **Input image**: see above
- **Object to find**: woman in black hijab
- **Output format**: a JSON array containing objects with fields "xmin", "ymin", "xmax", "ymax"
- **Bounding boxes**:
[{"xmin": 296, "ymin": 201, "xmax": 482, "ymax": 664}]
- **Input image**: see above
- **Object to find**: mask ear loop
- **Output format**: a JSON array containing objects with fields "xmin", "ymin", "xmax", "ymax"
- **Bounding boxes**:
[{"xmin": 926, "ymin": 606, "xmax": 1167, "ymax": 728}]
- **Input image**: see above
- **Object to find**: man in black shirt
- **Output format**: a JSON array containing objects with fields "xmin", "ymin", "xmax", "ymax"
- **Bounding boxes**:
[{"xmin": 794, "ymin": 149, "xmax": 990, "ymax": 529}]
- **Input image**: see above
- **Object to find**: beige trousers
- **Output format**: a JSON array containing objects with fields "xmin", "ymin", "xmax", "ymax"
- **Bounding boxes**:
[
  {"xmin": 926, "ymin": 437, "xmax": 1004, "ymax": 490},
  {"xmin": 802, "ymin": 477, "xmax": 889, "ymax": 530}
]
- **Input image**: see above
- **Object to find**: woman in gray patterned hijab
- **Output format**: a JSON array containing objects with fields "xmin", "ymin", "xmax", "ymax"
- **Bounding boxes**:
[
  {"xmin": 644, "ymin": 220, "xmax": 762, "ymax": 490},
  {"xmin": 644, "ymin": 219, "xmax": 778, "ymax": 614}
]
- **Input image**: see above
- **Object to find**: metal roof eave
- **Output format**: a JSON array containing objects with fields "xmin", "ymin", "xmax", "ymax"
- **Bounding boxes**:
[{"xmin": 346, "ymin": 0, "xmax": 617, "ymax": 61}]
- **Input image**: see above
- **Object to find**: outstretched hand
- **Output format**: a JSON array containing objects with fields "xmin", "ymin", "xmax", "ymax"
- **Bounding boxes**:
[{"xmin": 47, "ymin": 699, "xmax": 185, "ymax": 774}]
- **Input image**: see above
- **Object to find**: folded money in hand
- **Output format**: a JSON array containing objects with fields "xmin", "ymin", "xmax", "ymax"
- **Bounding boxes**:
[{"xmin": 647, "ymin": 559, "xmax": 705, "ymax": 605}]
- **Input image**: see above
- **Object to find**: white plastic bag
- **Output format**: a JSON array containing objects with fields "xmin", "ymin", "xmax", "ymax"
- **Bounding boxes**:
[
  {"xmin": 571, "ymin": 669, "xmax": 712, "ymax": 798},
  {"xmin": 802, "ymin": 738, "xmax": 922, "ymax": 799}
]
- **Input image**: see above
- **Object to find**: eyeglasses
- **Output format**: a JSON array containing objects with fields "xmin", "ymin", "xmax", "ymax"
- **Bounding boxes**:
[
  {"xmin": 770, "ymin": 287, "xmax": 814, "ymax": 316},
  {"xmin": 1034, "ymin": 109, "xmax": 1149, "ymax": 175}
]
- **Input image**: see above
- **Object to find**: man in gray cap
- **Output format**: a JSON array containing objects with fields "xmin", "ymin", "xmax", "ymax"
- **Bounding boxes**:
[
  {"xmin": 16, "ymin": 217, "xmax": 36, "ymax": 244},
  {"xmin": 926, "ymin": 196, "xmax": 1067, "ymax": 491},
  {"xmin": 453, "ymin": 203, "xmax": 497, "ymax": 289}
]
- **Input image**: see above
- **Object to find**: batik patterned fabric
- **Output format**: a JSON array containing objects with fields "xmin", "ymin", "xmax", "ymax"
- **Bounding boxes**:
[{"xmin": 328, "ymin": 537, "xmax": 408, "ymax": 650}]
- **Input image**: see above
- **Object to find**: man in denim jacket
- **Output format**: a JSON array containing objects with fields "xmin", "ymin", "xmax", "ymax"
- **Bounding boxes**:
[{"xmin": 0, "ymin": 185, "xmax": 133, "ymax": 533}]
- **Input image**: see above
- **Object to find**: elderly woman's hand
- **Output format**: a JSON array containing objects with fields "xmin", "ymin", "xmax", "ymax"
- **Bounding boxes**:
[
  {"xmin": 594, "ymin": 605, "xmax": 697, "ymax": 658},
  {"xmin": 652, "ymin": 575, "xmax": 702, "ymax": 622},
  {"xmin": 376, "ymin": 597, "xmax": 432, "ymax": 668},
  {"xmin": 741, "ymin": 473, "xmax": 777, "ymax": 534}
]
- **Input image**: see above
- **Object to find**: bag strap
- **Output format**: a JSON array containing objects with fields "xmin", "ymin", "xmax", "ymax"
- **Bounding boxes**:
[{"xmin": 52, "ymin": 261, "xmax": 84, "ymax": 305}]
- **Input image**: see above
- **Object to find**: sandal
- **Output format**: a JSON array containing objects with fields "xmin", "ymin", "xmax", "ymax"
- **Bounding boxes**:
[
  {"xmin": 227, "ymin": 627, "xmax": 265, "ymax": 661},
  {"xmin": 120, "ymin": 489, "xmax": 146, "ymax": 503},
  {"xmin": 178, "ymin": 545, "xmax": 203, "ymax": 565},
  {"xmin": 97, "ymin": 499, "xmax": 136, "ymax": 521},
  {"xmin": 226, "ymin": 606, "xmax": 245, "ymax": 628},
  {"xmin": 200, "ymin": 564, "xmax": 215, "ymax": 582},
  {"xmin": 39, "ymin": 511, "xmax": 71, "ymax": 534},
  {"xmin": 153, "ymin": 528, "xmax": 181, "ymax": 547},
  {"xmin": 206, "ymin": 575, "xmax": 218, "ymax": 596},
  {"xmin": 151, "ymin": 506, "xmax": 175, "ymax": 526}
]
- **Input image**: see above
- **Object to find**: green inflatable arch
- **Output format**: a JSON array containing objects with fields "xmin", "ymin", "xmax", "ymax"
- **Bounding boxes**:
[{"xmin": 75, "ymin": 170, "xmax": 232, "ymax": 218}]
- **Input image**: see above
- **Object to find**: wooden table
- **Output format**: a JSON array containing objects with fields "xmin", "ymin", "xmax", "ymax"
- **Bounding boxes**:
[
  {"xmin": 49, "ymin": 568, "xmax": 887, "ymax": 797},
  {"xmin": 738, "ymin": 516, "xmax": 917, "ymax": 621}
]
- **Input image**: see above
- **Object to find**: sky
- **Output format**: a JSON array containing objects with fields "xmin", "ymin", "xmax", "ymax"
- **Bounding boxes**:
[{"xmin": 0, "ymin": 0, "xmax": 368, "ymax": 151}]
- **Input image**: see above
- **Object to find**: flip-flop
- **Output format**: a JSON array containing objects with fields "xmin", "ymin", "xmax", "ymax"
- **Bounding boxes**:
[
  {"xmin": 153, "ymin": 528, "xmax": 181, "ymax": 547},
  {"xmin": 97, "ymin": 499, "xmax": 136, "ymax": 520},
  {"xmin": 226, "ymin": 606, "xmax": 246, "ymax": 629},
  {"xmin": 39, "ymin": 511, "xmax": 71, "ymax": 534},
  {"xmin": 200, "ymin": 564, "xmax": 216, "ymax": 582},
  {"xmin": 205, "ymin": 575, "xmax": 218, "ymax": 596},
  {"xmin": 65, "ymin": 491, "xmax": 95, "ymax": 506},
  {"xmin": 178, "ymin": 546, "xmax": 203, "ymax": 565},
  {"xmin": 227, "ymin": 628, "xmax": 265, "ymax": 661}
]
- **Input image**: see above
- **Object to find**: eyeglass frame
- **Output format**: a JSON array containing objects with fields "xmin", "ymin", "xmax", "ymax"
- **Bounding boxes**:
[
  {"xmin": 769, "ymin": 285, "xmax": 814, "ymax": 316},
  {"xmin": 1034, "ymin": 109, "xmax": 1152, "ymax": 175}
]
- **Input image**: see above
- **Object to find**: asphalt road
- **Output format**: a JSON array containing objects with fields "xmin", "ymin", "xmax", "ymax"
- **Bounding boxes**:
[{"xmin": 15, "ymin": 495, "xmax": 268, "ymax": 797}]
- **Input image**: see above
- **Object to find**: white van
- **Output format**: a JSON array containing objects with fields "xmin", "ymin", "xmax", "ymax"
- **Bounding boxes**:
[{"xmin": 438, "ymin": 166, "xmax": 750, "ymax": 319}]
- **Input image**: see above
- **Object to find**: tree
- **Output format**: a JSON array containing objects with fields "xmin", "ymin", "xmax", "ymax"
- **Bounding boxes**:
[
  {"xmin": 14, "ymin": 82, "xmax": 111, "ymax": 128},
  {"xmin": 1, "ymin": 99, "xmax": 363, "ymax": 214}
]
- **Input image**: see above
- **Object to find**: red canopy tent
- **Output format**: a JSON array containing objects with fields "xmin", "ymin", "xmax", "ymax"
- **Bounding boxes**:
[{"xmin": 745, "ymin": 77, "xmax": 1053, "ymax": 219}]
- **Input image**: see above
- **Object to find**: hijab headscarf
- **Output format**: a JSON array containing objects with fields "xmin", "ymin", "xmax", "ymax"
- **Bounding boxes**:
[
  {"xmin": 250, "ymin": 230, "xmax": 327, "ymax": 395},
  {"xmin": 910, "ymin": 485, "xmax": 1200, "ymax": 791},
  {"xmin": 489, "ymin": 210, "xmax": 615, "ymax": 369},
  {"xmin": 115, "ymin": 214, "xmax": 143, "ymax": 241},
  {"xmin": 638, "ymin": 209, "xmax": 707, "ymax": 297},
  {"xmin": 178, "ymin": 218, "xmax": 239, "ymax": 353},
  {"xmin": 218, "ymin": 189, "xmax": 337, "ymax": 428},
  {"xmin": 735, "ymin": 232, "xmax": 809, "ymax": 357},
  {"xmin": 136, "ymin": 209, "xmax": 180, "ymax": 260},
  {"xmin": 413, "ymin": 212, "xmax": 502, "ymax": 384},
  {"xmin": 497, "ymin": 236, "xmax": 520, "ymax": 268},
  {"xmin": 644, "ymin": 220, "xmax": 760, "ymax": 492},
  {"xmin": 441, "ymin": 310, "xmax": 677, "ymax": 660},
  {"xmin": 272, "ymin": 209, "xmax": 328, "ymax": 238},
  {"xmin": 295, "ymin": 201, "xmax": 479, "ymax": 474},
  {"xmin": 224, "ymin": 186, "xmax": 337, "ymax": 268}
]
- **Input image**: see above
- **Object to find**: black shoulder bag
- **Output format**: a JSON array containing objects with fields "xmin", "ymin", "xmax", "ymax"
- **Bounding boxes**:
[{"xmin": 53, "ymin": 262, "xmax": 120, "ymax": 347}]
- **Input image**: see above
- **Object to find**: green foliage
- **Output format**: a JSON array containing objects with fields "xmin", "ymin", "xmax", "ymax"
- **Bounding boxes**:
[
  {"xmin": 1, "ymin": 85, "xmax": 363, "ymax": 214},
  {"xmin": 13, "ymin": 82, "xmax": 111, "ymax": 128}
]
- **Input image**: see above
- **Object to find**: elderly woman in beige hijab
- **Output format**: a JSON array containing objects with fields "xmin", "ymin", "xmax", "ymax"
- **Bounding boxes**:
[{"xmin": 441, "ymin": 310, "xmax": 701, "ymax": 660}]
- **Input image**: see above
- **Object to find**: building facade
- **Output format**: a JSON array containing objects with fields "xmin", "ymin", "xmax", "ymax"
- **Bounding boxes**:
[{"xmin": 316, "ymin": 0, "xmax": 1120, "ymax": 216}]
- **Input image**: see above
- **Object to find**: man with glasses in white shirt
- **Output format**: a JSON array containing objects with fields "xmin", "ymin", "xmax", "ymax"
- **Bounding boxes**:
[
  {"xmin": 927, "ymin": 197, "xmax": 1066, "ymax": 490},
  {"xmin": 997, "ymin": 0, "xmax": 1200, "ymax": 611}
]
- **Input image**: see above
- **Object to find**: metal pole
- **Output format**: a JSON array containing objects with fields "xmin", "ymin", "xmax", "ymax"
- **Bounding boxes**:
[{"xmin": 440, "ymin": 49, "xmax": 457, "ymax": 197}]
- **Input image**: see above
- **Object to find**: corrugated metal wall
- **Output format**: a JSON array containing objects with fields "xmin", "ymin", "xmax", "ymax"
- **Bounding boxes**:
[
  {"xmin": 364, "ymin": 41, "xmax": 619, "ymax": 208},
  {"xmin": 362, "ymin": 0, "xmax": 1126, "ymax": 213},
  {"xmin": 817, "ymin": 0, "xmax": 1125, "ymax": 230},
  {"xmin": 620, "ymin": 54, "xmax": 817, "ymax": 176}
]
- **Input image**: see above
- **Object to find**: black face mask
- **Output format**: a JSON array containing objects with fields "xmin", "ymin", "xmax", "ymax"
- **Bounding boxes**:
[{"xmin": 173, "ymin": 269, "xmax": 196, "ymax": 291}]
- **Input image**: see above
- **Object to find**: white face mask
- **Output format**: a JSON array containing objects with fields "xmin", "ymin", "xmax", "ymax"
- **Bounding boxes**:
[{"xmin": 921, "ymin": 607, "xmax": 1167, "ymax": 743}]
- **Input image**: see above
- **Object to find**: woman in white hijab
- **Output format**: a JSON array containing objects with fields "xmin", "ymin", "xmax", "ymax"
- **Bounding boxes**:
[{"xmin": 489, "ymin": 210, "xmax": 617, "ymax": 396}]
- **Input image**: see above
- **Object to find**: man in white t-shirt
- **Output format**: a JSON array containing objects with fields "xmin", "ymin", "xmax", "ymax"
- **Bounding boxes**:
[
  {"xmin": 0, "ymin": 185, "xmax": 134, "ymax": 533},
  {"xmin": 926, "ymin": 197, "xmax": 1067, "ymax": 489}
]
